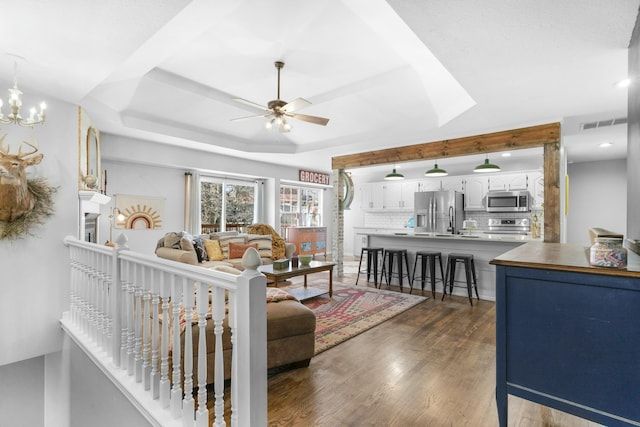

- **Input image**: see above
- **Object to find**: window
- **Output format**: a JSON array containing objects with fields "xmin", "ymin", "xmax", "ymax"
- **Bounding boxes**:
[
  {"xmin": 201, "ymin": 177, "xmax": 257, "ymax": 233},
  {"xmin": 280, "ymin": 184, "xmax": 323, "ymax": 233}
]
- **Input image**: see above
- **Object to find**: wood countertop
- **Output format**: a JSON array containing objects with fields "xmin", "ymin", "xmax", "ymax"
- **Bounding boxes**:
[{"xmin": 490, "ymin": 241, "xmax": 640, "ymax": 278}]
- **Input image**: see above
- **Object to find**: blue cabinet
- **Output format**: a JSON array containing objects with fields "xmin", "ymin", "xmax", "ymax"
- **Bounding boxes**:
[{"xmin": 493, "ymin": 243, "xmax": 640, "ymax": 427}]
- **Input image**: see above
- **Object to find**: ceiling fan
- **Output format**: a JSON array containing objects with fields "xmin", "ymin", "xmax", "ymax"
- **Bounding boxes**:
[{"xmin": 231, "ymin": 61, "xmax": 329, "ymax": 132}]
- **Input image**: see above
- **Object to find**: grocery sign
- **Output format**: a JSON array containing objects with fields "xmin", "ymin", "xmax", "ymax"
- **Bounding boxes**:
[{"xmin": 299, "ymin": 169, "xmax": 330, "ymax": 185}]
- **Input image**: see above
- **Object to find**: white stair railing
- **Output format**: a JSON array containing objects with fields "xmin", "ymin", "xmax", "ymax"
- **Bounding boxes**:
[{"xmin": 61, "ymin": 234, "xmax": 267, "ymax": 427}]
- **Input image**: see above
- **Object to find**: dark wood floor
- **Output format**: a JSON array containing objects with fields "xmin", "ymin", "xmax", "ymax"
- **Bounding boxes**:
[{"xmin": 266, "ymin": 271, "xmax": 602, "ymax": 427}]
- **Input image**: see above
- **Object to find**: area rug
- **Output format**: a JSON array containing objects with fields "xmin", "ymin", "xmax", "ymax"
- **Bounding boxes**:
[{"xmin": 298, "ymin": 282, "xmax": 427, "ymax": 355}]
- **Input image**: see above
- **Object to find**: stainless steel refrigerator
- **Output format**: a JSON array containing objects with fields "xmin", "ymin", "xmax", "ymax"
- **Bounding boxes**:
[{"xmin": 414, "ymin": 191, "xmax": 464, "ymax": 234}]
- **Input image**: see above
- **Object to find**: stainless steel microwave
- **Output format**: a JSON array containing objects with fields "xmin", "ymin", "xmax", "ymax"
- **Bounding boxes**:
[{"xmin": 485, "ymin": 190, "xmax": 531, "ymax": 212}]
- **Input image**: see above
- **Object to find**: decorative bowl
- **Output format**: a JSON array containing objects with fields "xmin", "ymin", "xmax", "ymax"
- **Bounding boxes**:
[{"xmin": 298, "ymin": 254, "xmax": 312, "ymax": 265}]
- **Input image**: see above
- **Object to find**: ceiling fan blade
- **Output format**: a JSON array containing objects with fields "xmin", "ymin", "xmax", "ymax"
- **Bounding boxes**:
[
  {"xmin": 232, "ymin": 97, "xmax": 270, "ymax": 112},
  {"xmin": 230, "ymin": 113, "xmax": 270, "ymax": 122},
  {"xmin": 282, "ymin": 97, "xmax": 312, "ymax": 113},
  {"xmin": 289, "ymin": 113, "xmax": 330, "ymax": 126}
]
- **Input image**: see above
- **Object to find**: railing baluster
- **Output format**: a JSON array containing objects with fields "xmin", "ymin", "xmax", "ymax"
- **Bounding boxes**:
[
  {"xmin": 195, "ymin": 280, "xmax": 209, "ymax": 427},
  {"xmin": 127, "ymin": 261, "xmax": 136, "ymax": 375},
  {"xmin": 171, "ymin": 274, "xmax": 183, "ymax": 418},
  {"xmin": 101, "ymin": 251, "xmax": 112, "ymax": 357},
  {"xmin": 182, "ymin": 278, "xmax": 195, "ymax": 427},
  {"xmin": 212, "ymin": 285, "xmax": 226, "ymax": 427},
  {"xmin": 150, "ymin": 268, "xmax": 161, "ymax": 399},
  {"xmin": 160, "ymin": 271, "xmax": 171, "ymax": 407},
  {"xmin": 134, "ymin": 265, "xmax": 144, "ymax": 382},
  {"xmin": 142, "ymin": 265, "xmax": 152, "ymax": 390},
  {"xmin": 229, "ymin": 289, "xmax": 237, "ymax": 427},
  {"xmin": 121, "ymin": 260, "xmax": 132, "ymax": 371}
]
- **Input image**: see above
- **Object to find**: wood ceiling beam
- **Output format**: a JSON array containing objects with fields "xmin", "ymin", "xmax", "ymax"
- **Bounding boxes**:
[
  {"xmin": 331, "ymin": 122, "xmax": 562, "ymax": 243},
  {"xmin": 331, "ymin": 123, "xmax": 560, "ymax": 170}
]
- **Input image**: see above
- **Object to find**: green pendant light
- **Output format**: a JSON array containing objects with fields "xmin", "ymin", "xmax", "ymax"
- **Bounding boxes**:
[
  {"xmin": 384, "ymin": 168, "xmax": 404, "ymax": 180},
  {"xmin": 424, "ymin": 162, "xmax": 448, "ymax": 177},
  {"xmin": 474, "ymin": 156, "xmax": 500, "ymax": 173}
]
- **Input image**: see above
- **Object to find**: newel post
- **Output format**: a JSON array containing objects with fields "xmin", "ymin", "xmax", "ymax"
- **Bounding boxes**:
[
  {"xmin": 234, "ymin": 247, "xmax": 267, "ymax": 426},
  {"xmin": 111, "ymin": 233, "xmax": 129, "ymax": 368}
]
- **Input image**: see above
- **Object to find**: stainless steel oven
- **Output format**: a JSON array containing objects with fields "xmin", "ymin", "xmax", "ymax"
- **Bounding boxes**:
[
  {"xmin": 485, "ymin": 218, "xmax": 531, "ymax": 235},
  {"xmin": 485, "ymin": 190, "xmax": 531, "ymax": 213}
]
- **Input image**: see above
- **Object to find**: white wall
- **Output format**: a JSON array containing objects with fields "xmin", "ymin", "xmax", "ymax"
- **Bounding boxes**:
[
  {"xmin": 69, "ymin": 342, "xmax": 151, "ymax": 427},
  {"xmin": 566, "ymin": 159, "xmax": 627, "ymax": 246},
  {"xmin": 0, "ymin": 83, "xmax": 79, "ymax": 427},
  {"xmin": 0, "ymin": 356, "xmax": 44, "ymax": 427}
]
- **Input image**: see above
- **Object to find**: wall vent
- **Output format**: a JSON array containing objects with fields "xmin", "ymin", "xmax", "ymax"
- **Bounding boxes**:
[{"xmin": 580, "ymin": 117, "xmax": 627, "ymax": 131}]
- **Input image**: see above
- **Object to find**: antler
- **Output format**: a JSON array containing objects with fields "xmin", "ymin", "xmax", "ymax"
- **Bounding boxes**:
[
  {"xmin": 0, "ymin": 134, "xmax": 9, "ymax": 155},
  {"xmin": 18, "ymin": 138, "xmax": 38, "ymax": 158}
]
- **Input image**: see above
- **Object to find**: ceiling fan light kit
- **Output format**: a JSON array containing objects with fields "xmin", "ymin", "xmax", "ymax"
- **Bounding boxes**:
[{"xmin": 231, "ymin": 61, "xmax": 329, "ymax": 132}]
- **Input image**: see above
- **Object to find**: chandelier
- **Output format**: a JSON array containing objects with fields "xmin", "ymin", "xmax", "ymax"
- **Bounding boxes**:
[{"xmin": 0, "ymin": 62, "xmax": 46, "ymax": 127}]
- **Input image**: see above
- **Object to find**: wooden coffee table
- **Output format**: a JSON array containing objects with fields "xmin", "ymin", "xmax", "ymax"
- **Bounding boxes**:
[{"xmin": 258, "ymin": 260, "xmax": 335, "ymax": 300}]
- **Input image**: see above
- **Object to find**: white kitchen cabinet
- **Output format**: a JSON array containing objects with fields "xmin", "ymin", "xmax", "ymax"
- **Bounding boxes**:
[
  {"xmin": 440, "ymin": 176, "xmax": 465, "ymax": 192},
  {"xmin": 382, "ymin": 181, "xmax": 418, "ymax": 209},
  {"xmin": 463, "ymin": 176, "xmax": 489, "ymax": 210},
  {"xmin": 488, "ymin": 172, "xmax": 529, "ymax": 191},
  {"xmin": 359, "ymin": 183, "xmax": 384, "ymax": 209},
  {"xmin": 401, "ymin": 181, "xmax": 419, "ymax": 209},
  {"xmin": 382, "ymin": 181, "xmax": 402, "ymax": 209},
  {"xmin": 417, "ymin": 179, "xmax": 442, "ymax": 192}
]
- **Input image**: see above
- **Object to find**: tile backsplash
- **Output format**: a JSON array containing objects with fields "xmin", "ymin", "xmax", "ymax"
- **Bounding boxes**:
[{"xmin": 363, "ymin": 212, "xmax": 413, "ymax": 229}]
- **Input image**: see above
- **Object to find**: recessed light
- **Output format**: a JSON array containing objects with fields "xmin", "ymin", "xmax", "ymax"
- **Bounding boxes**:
[
  {"xmin": 616, "ymin": 78, "xmax": 631, "ymax": 88},
  {"xmin": 501, "ymin": 152, "xmax": 511, "ymax": 157},
  {"xmin": 599, "ymin": 142, "xmax": 612, "ymax": 148}
]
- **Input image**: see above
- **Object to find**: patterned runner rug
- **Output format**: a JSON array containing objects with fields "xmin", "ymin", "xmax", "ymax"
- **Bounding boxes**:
[{"xmin": 293, "ymin": 281, "xmax": 427, "ymax": 355}]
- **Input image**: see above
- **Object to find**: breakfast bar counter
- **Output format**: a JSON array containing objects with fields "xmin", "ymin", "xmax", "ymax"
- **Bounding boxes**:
[
  {"xmin": 491, "ymin": 242, "xmax": 640, "ymax": 427},
  {"xmin": 365, "ymin": 232, "xmax": 534, "ymax": 300}
]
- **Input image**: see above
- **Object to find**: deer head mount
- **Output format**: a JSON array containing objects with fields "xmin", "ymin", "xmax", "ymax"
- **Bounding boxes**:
[{"xmin": 0, "ymin": 134, "xmax": 44, "ymax": 222}]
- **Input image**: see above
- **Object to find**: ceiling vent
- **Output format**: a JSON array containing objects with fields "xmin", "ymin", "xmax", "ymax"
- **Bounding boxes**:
[{"xmin": 580, "ymin": 117, "xmax": 627, "ymax": 131}]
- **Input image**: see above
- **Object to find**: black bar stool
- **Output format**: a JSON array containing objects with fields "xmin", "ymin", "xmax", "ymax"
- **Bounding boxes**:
[
  {"xmin": 442, "ymin": 253, "xmax": 479, "ymax": 305},
  {"xmin": 411, "ymin": 251, "xmax": 445, "ymax": 298},
  {"xmin": 355, "ymin": 247, "xmax": 384, "ymax": 286},
  {"xmin": 380, "ymin": 248, "xmax": 412, "ymax": 292}
]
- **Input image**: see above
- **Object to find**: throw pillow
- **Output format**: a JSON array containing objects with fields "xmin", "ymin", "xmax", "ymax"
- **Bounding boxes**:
[
  {"xmin": 247, "ymin": 234, "xmax": 273, "ymax": 259},
  {"xmin": 228, "ymin": 242, "xmax": 258, "ymax": 259},
  {"xmin": 211, "ymin": 231, "xmax": 239, "ymax": 239},
  {"xmin": 218, "ymin": 235, "xmax": 246, "ymax": 259},
  {"xmin": 178, "ymin": 237, "xmax": 198, "ymax": 265},
  {"xmin": 246, "ymin": 224, "xmax": 285, "ymax": 260},
  {"xmin": 155, "ymin": 236, "xmax": 165, "ymax": 250},
  {"xmin": 204, "ymin": 239, "xmax": 224, "ymax": 261},
  {"xmin": 192, "ymin": 237, "xmax": 208, "ymax": 262},
  {"xmin": 266, "ymin": 288, "xmax": 298, "ymax": 303},
  {"xmin": 164, "ymin": 231, "xmax": 183, "ymax": 249}
]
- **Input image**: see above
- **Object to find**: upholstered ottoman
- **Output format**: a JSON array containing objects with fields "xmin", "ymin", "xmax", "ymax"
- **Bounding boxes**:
[
  {"xmin": 181, "ymin": 294, "xmax": 316, "ymax": 384},
  {"xmin": 266, "ymin": 298, "xmax": 316, "ymax": 371}
]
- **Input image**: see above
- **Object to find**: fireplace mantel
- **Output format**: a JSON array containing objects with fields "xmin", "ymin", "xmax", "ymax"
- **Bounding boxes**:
[{"xmin": 79, "ymin": 191, "xmax": 111, "ymax": 242}]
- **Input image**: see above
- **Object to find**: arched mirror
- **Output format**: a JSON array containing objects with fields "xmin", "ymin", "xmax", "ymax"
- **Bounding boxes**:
[
  {"xmin": 78, "ymin": 106, "xmax": 102, "ymax": 191},
  {"xmin": 85, "ymin": 126, "xmax": 99, "ymax": 189}
]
